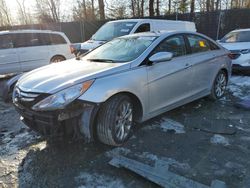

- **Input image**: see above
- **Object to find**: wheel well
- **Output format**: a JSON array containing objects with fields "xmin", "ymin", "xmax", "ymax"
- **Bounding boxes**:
[
  {"xmin": 50, "ymin": 55, "xmax": 66, "ymax": 62},
  {"xmin": 106, "ymin": 92, "xmax": 143, "ymax": 122}
]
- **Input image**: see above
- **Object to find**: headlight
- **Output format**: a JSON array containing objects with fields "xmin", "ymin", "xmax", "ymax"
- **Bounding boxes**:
[
  {"xmin": 32, "ymin": 80, "xmax": 94, "ymax": 111},
  {"xmin": 241, "ymin": 49, "xmax": 250, "ymax": 54}
]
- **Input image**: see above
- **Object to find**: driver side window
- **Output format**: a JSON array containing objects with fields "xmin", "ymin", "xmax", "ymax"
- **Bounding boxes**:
[{"xmin": 152, "ymin": 35, "xmax": 186, "ymax": 57}]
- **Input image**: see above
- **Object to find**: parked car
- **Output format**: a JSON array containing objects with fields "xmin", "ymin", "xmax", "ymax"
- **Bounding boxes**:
[
  {"xmin": 76, "ymin": 19, "xmax": 196, "ymax": 56},
  {"xmin": 218, "ymin": 29, "xmax": 250, "ymax": 74},
  {"xmin": 0, "ymin": 29, "xmax": 74, "ymax": 76},
  {"xmin": 13, "ymin": 31, "xmax": 231, "ymax": 146}
]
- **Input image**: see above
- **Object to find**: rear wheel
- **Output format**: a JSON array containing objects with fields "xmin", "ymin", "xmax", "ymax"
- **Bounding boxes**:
[
  {"xmin": 97, "ymin": 94, "xmax": 134, "ymax": 146},
  {"xmin": 209, "ymin": 70, "xmax": 227, "ymax": 100},
  {"xmin": 50, "ymin": 55, "xmax": 66, "ymax": 63}
]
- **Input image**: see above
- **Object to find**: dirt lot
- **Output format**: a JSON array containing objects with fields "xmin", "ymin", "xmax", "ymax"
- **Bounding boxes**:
[{"xmin": 0, "ymin": 76, "xmax": 250, "ymax": 188}]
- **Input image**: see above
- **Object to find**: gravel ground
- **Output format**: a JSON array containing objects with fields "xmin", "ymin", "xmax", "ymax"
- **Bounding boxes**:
[{"xmin": 0, "ymin": 76, "xmax": 250, "ymax": 188}]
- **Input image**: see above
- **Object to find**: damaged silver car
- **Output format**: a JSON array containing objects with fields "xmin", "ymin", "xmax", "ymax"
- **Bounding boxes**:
[{"xmin": 13, "ymin": 31, "xmax": 231, "ymax": 146}]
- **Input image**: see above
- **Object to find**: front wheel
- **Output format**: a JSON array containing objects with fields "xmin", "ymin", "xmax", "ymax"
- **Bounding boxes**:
[
  {"xmin": 209, "ymin": 70, "xmax": 228, "ymax": 100},
  {"xmin": 97, "ymin": 94, "xmax": 134, "ymax": 146}
]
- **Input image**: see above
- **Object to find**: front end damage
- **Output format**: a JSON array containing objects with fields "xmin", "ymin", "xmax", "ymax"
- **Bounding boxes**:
[{"xmin": 14, "ymin": 98, "xmax": 100, "ymax": 142}]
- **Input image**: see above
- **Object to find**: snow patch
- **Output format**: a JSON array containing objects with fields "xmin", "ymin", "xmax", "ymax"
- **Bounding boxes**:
[
  {"xmin": 210, "ymin": 134, "xmax": 230, "ymax": 146},
  {"xmin": 75, "ymin": 172, "xmax": 125, "ymax": 188},
  {"xmin": 160, "ymin": 118, "xmax": 185, "ymax": 134},
  {"xmin": 228, "ymin": 76, "xmax": 250, "ymax": 99},
  {"xmin": 105, "ymin": 147, "xmax": 131, "ymax": 158},
  {"xmin": 142, "ymin": 118, "xmax": 185, "ymax": 134}
]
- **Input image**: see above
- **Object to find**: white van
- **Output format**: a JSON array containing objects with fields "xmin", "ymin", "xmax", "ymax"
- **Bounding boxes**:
[
  {"xmin": 0, "ymin": 30, "xmax": 74, "ymax": 76},
  {"xmin": 79, "ymin": 19, "xmax": 196, "ymax": 53}
]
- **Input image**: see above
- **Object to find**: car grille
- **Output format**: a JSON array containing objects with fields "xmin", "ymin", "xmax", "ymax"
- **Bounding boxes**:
[
  {"xmin": 13, "ymin": 87, "xmax": 49, "ymax": 108},
  {"xmin": 230, "ymin": 50, "xmax": 241, "ymax": 60}
]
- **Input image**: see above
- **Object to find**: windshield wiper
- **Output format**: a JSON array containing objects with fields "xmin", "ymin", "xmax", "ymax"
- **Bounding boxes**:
[{"xmin": 87, "ymin": 58, "xmax": 116, "ymax": 63}]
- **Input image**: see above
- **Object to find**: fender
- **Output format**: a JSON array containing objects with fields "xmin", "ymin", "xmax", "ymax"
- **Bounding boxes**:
[{"xmin": 2, "ymin": 73, "xmax": 24, "ymax": 102}]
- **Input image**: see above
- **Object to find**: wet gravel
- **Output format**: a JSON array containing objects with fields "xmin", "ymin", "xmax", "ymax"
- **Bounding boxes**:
[{"xmin": 0, "ymin": 76, "xmax": 250, "ymax": 188}]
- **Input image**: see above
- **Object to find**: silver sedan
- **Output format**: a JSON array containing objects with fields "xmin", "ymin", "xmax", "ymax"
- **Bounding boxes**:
[{"xmin": 13, "ymin": 31, "xmax": 232, "ymax": 146}]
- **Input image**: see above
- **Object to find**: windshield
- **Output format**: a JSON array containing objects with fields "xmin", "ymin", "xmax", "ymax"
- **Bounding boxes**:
[
  {"xmin": 220, "ymin": 31, "xmax": 250, "ymax": 43},
  {"xmin": 83, "ymin": 36, "xmax": 157, "ymax": 62},
  {"xmin": 91, "ymin": 21, "xmax": 137, "ymax": 41}
]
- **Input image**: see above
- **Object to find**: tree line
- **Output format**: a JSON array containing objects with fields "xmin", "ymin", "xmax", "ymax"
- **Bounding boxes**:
[{"xmin": 1, "ymin": 0, "xmax": 250, "ymax": 26}]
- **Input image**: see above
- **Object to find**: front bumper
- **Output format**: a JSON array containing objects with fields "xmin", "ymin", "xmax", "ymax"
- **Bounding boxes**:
[{"xmin": 14, "ymin": 100, "xmax": 100, "ymax": 141}]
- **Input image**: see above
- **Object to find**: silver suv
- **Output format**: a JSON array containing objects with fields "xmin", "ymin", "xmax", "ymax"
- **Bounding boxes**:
[{"xmin": 13, "ymin": 31, "xmax": 231, "ymax": 146}]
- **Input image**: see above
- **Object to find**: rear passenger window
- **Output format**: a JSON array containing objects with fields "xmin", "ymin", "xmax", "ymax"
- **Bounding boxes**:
[
  {"xmin": 187, "ymin": 35, "xmax": 210, "ymax": 53},
  {"xmin": 152, "ymin": 35, "xmax": 186, "ymax": 57},
  {"xmin": 0, "ymin": 34, "xmax": 13, "ymax": 49},
  {"xmin": 13, "ymin": 33, "xmax": 40, "ymax": 48},
  {"xmin": 38, "ymin": 33, "xmax": 51, "ymax": 45},
  {"xmin": 50, "ymin": 34, "xmax": 67, "ymax": 44},
  {"xmin": 135, "ymin": 23, "xmax": 150, "ymax": 33}
]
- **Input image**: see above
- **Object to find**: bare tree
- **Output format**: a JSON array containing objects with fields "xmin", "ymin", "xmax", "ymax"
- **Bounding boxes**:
[
  {"xmin": 35, "ymin": 0, "xmax": 61, "ymax": 23},
  {"xmin": 156, "ymin": 0, "xmax": 160, "ymax": 16},
  {"xmin": 168, "ymin": 0, "xmax": 171, "ymax": 13},
  {"xmin": 190, "ymin": 0, "xmax": 195, "ymax": 13},
  {"xmin": 0, "ymin": 0, "xmax": 12, "ymax": 26},
  {"xmin": 149, "ymin": 0, "xmax": 154, "ymax": 16},
  {"xmin": 16, "ymin": 0, "xmax": 32, "ymax": 24},
  {"xmin": 73, "ymin": 0, "xmax": 97, "ymax": 21},
  {"xmin": 98, "ymin": 0, "xmax": 105, "ymax": 19}
]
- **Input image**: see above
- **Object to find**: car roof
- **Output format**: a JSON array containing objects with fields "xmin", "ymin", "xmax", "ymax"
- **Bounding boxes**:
[
  {"xmin": 230, "ymin": 28, "xmax": 250, "ymax": 33},
  {"xmin": 108, "ymin": 19, "xmax": 193, "ymax": 24},
  {"xmin": 0, "ymin": 29, "xmax": 64, "ymax": 35},
  {"xmin": 120, "ymin": 30, "xmax": 202, "ymax": 38}
]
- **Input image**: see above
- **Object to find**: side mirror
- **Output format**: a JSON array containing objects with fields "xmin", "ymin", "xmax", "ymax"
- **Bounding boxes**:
[{"xmin": 149, "ymin": 52, "xmax": 173, "ymax": 63}]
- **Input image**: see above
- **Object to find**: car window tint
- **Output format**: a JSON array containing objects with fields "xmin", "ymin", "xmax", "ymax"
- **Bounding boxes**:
[
  {"xmin": 135, "ymin": 23, "xmax": 150, "ymax": 33},
  {"xmin": 13, "ymin": 33, "xmax": 41, "ymax": 48},
  {"xmin": 0, "ymin": 34, "xmax": 13, "ymax": 49},
  {"xmin": 153, "ymin": 35, "xmax": 186, "ymax": 57},
  {"xmin": 50, "ymin": 34, "xmax": 67, "ymax": 44},
  {"xmin": 187, "ymin": 35, "xmax": 210, "ymax": 53},
  {"xmin": 38, "ymin": 33, "xmax": 51, "ymax": 45},
  {"xmin": 209, "ymin": 41, "xmax": 220, "ymax": 50}
]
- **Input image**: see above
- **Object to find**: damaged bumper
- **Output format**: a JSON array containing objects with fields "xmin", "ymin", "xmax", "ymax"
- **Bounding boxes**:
[{"xmin": 14, "ymin": 100, "xmax": 100, "ymax": 142}]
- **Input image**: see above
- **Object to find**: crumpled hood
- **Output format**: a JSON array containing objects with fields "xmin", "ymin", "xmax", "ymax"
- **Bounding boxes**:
[
  {"xmin": 80, "ymin": 40, "xmax": 106, "ymax": 50},
  {"xmin": 219, "ymin": 42, "xmax": 250, "ymax": 51},
  {"xmin": 17, "ymin": 59, "xmax": 129, "ymax": 94}
]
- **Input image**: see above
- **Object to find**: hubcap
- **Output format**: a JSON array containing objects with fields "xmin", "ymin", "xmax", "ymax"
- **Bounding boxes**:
[
  {"xmin": 215, "ymin": 73, "xmax": 227, "ymax": 97},
  {"xmin": 115, "ymin": 101, "xmax": 133, "ymax": 141}
]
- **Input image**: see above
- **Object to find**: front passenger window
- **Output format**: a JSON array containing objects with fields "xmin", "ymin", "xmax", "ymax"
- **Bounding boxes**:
[
  {"xmin": 135, "ymin": 23, "xmax": 150, "ymax": 33},
  {"xmin": 152, "ymin": 35, "xmax": 186, "ymax": 57}
]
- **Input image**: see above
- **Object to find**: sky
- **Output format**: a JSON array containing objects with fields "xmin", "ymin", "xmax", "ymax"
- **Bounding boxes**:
[{"xmin": 5, "ymin": 0, "xmax": 75, "ymax": 24}]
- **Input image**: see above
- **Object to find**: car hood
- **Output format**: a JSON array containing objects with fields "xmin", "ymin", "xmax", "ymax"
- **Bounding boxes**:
[
  {"xmin": 80, "ymin": 40, "xmax": 106, "ymax": 50},
  {"xmin": 219, "ymin": 42, "xmax": 250, "ymax": 51},
  {"xmin": 17, "ymin": 59, "xmax": 130, "ymax": 94}
]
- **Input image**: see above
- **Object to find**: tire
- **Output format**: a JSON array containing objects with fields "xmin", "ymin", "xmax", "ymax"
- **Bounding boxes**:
[
  {"xmin": 97, "ymin": 94, "xmax": 134, "ymax": 146},
  {"xmin": 209, "ymin": 70, "xmax": 228, "ymax": 100},
  {"xmin": 50, "ymin": 55, "xmax": 66, "ymax": 63}
]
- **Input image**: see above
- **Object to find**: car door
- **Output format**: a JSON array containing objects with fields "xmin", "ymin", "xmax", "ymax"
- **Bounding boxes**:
[
  {"xmin": 147, "ymin": 35, "xmax": 195, "ymax": 114},
  {"xmin": 0, "ymin": 34, "xmax": 20, "ymax": 75},
  {"xmin": 13, "ymin": 33, "xmax": 50, "ymax": 72},
  {"xmin": 184, "ymin": 34, "xmax": 222, "ymax": 95}
]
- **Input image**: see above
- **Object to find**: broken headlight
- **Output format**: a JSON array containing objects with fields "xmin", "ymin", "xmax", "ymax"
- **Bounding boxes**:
[{"xmin": 32, "ymin": 80, "xmax": 94, "ymax": 111}]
